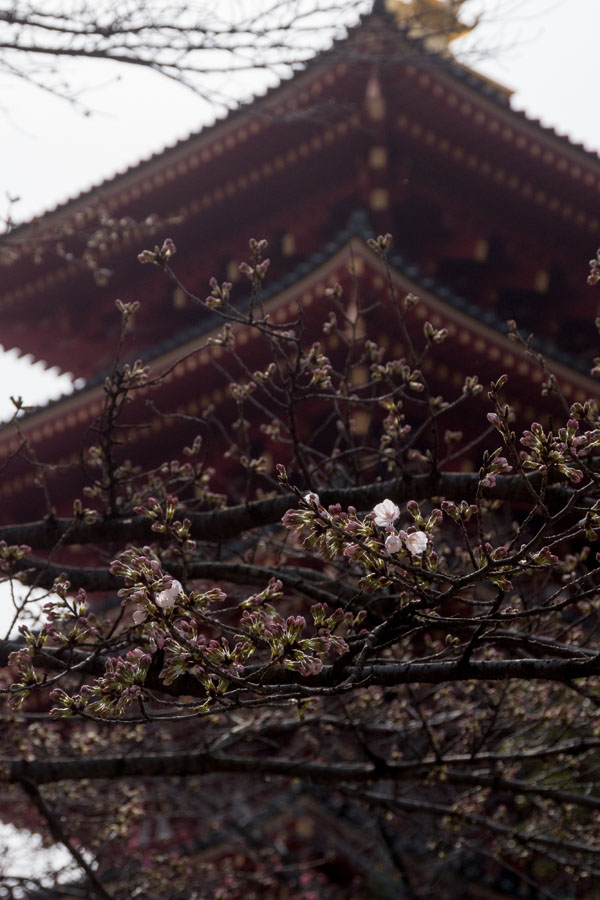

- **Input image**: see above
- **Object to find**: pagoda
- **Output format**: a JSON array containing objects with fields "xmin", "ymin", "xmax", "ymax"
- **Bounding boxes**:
[
  {"xmin": 1, "ymin": 0, "xmax": 600, "ymax": 522},
  {"xmin": 3, "ymin": 5, "xmax": 600, "ymax": 896}
]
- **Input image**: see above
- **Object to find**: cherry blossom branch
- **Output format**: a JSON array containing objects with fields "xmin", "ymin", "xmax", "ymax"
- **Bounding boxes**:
[
  {"xmin": 0, "ymin": 472, "xmax": 575, "ymax": 550},
  {"xmin": 352, "ymin": 789, "xmax": 600, "ymax": 860},
  {"xmin": 3, "ymin": 638, "xmax": 599, "ymax": 702},
  {"xmin": 10, "ymin": 556, "xmax": 345, "ymax": 604}
]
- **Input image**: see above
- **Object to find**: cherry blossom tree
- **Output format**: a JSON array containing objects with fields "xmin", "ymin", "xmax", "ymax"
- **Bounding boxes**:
[{"xmin": 1, "ymin": 234, "xmax": 600, "ymax": 898}]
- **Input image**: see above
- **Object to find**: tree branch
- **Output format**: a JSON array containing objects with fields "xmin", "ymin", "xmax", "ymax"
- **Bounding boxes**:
[
  {"xmin": 2, "ymin": 639, "xmax": 597, "ymax": 701},
  {"xmin": 18, "ymin": 778, "xmax": 114, "ymax": 899},
  {"xmin": 8, "ymin": 751, "xmax": 600, "ymax": 818},
  {"xmin": 10, "ymin": 556, "xmax": 344, "ymax": 604},
  {"xmin": 0, "ymin": 472, "xmax": 571, "ymax": 551}
]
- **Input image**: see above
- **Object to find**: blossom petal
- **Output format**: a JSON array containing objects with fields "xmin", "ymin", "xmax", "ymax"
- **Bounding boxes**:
[
  {"xmin": 156, "ymin": 579, "xmax": 183, "ymax": 609},
  {"xmin": 372, "ymin": 499, "xmax": 400, "ymax": 527},
  {"xmin": 405, "ymin": 531, "xmax": 428, "ymax": 555},
  {"xmin": 385, "ymin": 534, "xmax": 403, "ymax": 554}
]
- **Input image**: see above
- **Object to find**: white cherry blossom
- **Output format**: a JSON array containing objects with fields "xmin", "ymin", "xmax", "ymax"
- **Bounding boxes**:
[
  {"xmin": 385, "ymin": 534, "xmax": 403, "ymax": 554},
  {"xmin": 156, "ymin": 579, "xmax": 183, "ymax": 609},
  {"xmin": 303, "ymin": 492, "xmax": 320, "ymax": 506},
  {"xmin": 405, "ymin": 531, "xmax": 428, "ymax": 555},
  {"xmin": 372, "ymin": 499, "xmax": 400, "ymax": 527}
]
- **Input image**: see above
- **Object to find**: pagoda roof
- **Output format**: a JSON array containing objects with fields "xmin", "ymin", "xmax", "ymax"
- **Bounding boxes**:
[
  {"xmin": 1, "ymin": 215, "xmax": 598, "ymax": 520},
  {"xmin": 2, "ymin": 0, "xmax": 599, "ymax": 383},
  {"xmin": 6, "ymin": 1, "xmax": 599, "ymax": 234},
  {"xmin": 10, "ymin": 210, "xmax": 599, "ymax": 409},
  {"xmin": 105, "ymin": 209, "xmax": 598, "ymax": 381}
]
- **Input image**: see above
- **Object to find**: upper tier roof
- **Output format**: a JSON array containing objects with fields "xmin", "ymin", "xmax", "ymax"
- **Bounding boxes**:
[
  {"xmin": 2, "ymin": 0, "xmax": 600, "ymax": 381},
  {"xmin": 4, "ymin": 0, "xmax": 598, "ymax": 232}
]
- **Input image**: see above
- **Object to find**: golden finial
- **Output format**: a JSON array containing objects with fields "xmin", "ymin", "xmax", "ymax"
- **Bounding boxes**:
[{"xmin": 384, "ymin": 0, "xmax": 473, "ymax": 52}]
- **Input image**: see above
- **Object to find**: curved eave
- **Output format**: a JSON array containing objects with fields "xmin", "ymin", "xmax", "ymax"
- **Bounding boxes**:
[
  {"xmin": 395, "ymin": 63, "xmax": 600, "ymax": 207},
  {"xmin": 2, "ymin": 6, "xmax": 600, "ymax": 342},
  {"xmin": 5, "ymin": 2, "xmax": 599, "ymax": 242},
  {"xmin": 1, "ymin": 223, "xmax": 597, "ymax": 476},
  {"xmin": 3, "ymin": 56, "xmax": 600, "ymax": 335},
  {"xmin": 4, "ymin": 6, "xmax": 379, "ymax": 235}
]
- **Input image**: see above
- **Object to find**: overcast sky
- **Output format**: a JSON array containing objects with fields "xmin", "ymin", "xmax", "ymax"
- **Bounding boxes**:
[{"xmin": 0, "ymin": 0, "xmax": 599, "ymax": 418}]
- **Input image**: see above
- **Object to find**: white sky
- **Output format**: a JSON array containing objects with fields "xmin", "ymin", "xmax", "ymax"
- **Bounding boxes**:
[
  {"xmin": 0, "ymin": 0, "xmax": 599, "ymax": 416},
  {"xmin": 0, "ymin": 822, "xmax": 73, "ymax": 888}
]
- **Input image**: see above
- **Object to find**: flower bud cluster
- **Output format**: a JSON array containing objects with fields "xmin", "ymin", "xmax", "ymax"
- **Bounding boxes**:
[
  {"xmin": 0, "ymin": 541, "xmax": 31, "ymax": 572},
  {"xmin": 462, "ymin": 375, "xmax": 483, "ymax": 396},
  {"xmin": 239, "ymin": 258, "xmax": 270, "ymax": 280},
  {"xmin": 441, "ymin": 500, "xmax": 478, "ymax": 523},
  {"xmin": 239, "ymin": 238, "xmax": 270, "ymax": 283},
  {"xmin": 282, "ymin": 492, "xmax": 436, "ymax": 596},
  {"xmin": 208, "ymin": 323, "xmax": 234, "ymax": 348},
  {"xmin": 8, "ymin": 641, "xmax": 45, "ymax": 708},
  {"xmin": 423, "ymin": 321, "xmax": 448, "ymax": 344},
  {"xmin": 582, "ymin": 501, "xmax": 600, "ymax": 541},
  {"xmin": 253, "ymin": 362, "xmax": 277, "ymax": 385},
  {"xmin": 120, "ymin": 359, "xmax": 150, "ymax": 389},
  {"xmin": 230, "ymin": 381, "xmax": 257, "ymax": 403},
  {"xmin": 137, "ymin": 238, "xmax": 176, "ymax": 266},
  {"xmin": 50, "ymin": 649, "xmax": 152, "ymax": 718},
  {"xmin": 41, "ymin": 582, "xmax": 99, "ymax": 646},
  {"xmin": 520, "ymin": 421, "xmax": 583, "ymax": 483},
  {"xmin": 238, "ymin": 578, "xmax": 352, "ymax": 675},
  {"xmin": 115, "ymin": 298, "xmax": 140, "ymax": 323},
  {"xmin": 205, "ymin": 276, "xmax": 232, "ymax": 308},
  {"xmin": 367, "ymin": 233, "xmax": 392, "ymax": 255},
  {"xmin": 588, "ymin": 248, "xmax": 600, "ymax": 285},
  {"xmin": 379, "ymin": 397, "xmax": 411, "ymax": 468},
  {"xmin": 370, "ymin": 358, "xmax": 423, "ymax": 392},
  {"xmin": 134, "ymin": 495, "xmax": 194, "ymax": 546},
  {"xmin": 479, "ymin": 448, "xmax": 512, "ymax": 488},
  {"xmin": 110, "ymin": 546, "xmax": 189, "ymax": 626},
  {"xmin": 203, "ymin": 636, "xmax": 254, "ymax": 676},
  {"xmin": 300, "ymin": 342, "xmax": 333, "ymax": 391},
  {"xmin": 72, "ymin": 497, "xmax": 99, "ymax": 523},
  {"xmin": 240, "ymin": 604, "xmax": 347, "ymax": 676},
  {"xmin": 487, "ymin": 410, "xmax": 512, "ymax": 442}
]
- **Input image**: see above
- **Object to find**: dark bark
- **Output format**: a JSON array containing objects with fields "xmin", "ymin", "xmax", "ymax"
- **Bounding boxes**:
[
  {"xmin": 0, "ymin": 472, "xmax": 567, "ymax": 550},
  {"xmin": 1, "ymin": 638, "xmax": 596, "ymax": 700}
]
